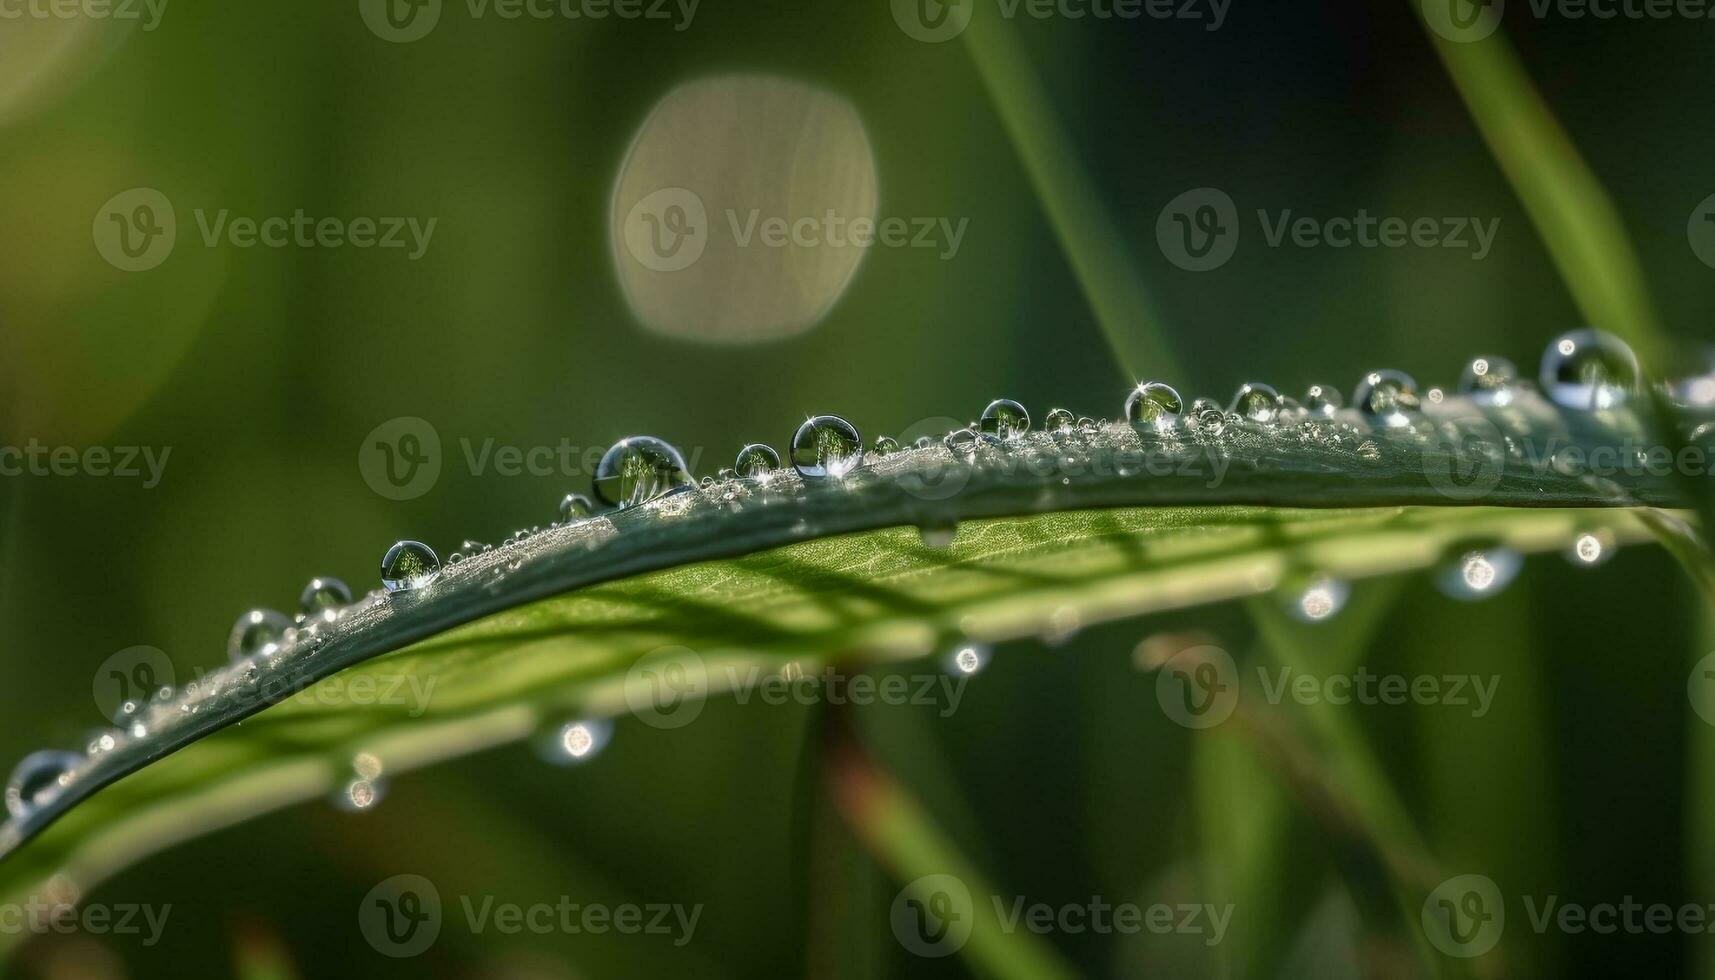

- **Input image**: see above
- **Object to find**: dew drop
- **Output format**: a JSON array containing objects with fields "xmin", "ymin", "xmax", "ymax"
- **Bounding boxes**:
[
  {"xmin": 944, "ymin": 428, "xmax": 978, "ymax": 454},
  {"xmin": 558, "ymin": 493, "xmax": 594, "ymax": 522},
  {"xmin": 5, "ymin": 750, "xmax": 80, "ymax": 820},
  {"xmin": 1569, "ymin": 529, "xmax": 1614, "ymax": 567},
  {"xmin": 1666, "ymin": 344, "xmax": 1715, "ymax": 408},
  {"xmin": 228, "ymin": 608, "xmax": 292, "ymax": 662},
  {"xmin": 1459, "ymin": 356, "xmax": 1519, "ymax": 407},
  {"xmin": 979, "ymin": 398, "xmax": 1031, "ymax": 440},
  {"xmin": 734, "ymin": 443, "xmax": 782, "ymax": 478},
  {"xmin": 1044, "ymin": 408, "xmax": 1075, "ymax": 432},
  {"xmin": 1125, "ymin": 382, "xmax": 1183, "ymax": 429},
  {"xmin": 1305, "ymin": 385, "xmax": 1343, "ymax": 417},
  {"xmin": 1540, "ymin": 328, "xmax": 1638, "ymax": 410},
  {"xmin": 298, "ymin": 577, "xmax": 352, "ymax": 624},
  {"xmin": 1289, "ymin": 576, "xmax": 1349, "ymax": 623},
  {"xmin": 918, "ymin": 518, "xmax": 958, "ymax": 549},
  {"xmin": 1230, "ymin": 383, "xmax": 1282, "ymax": 424},
  {"xmin": 948, "ymin": 642, "xmax": 990, "ymax": 675},
  {"xmin": 1353, "ymin": 370, "xmax": 1421, "ymax": 428},
  {"xmin": 1436, "ymin": 548, "xmax": 1521, "ymax": 601},
  {"xmin": 873, "ymin": 436, "xmax": 901, "ymax": 456},
  {"xmin": 791, "ymin": 415, "xmax": 864, "ymax": 479},
  {"xmin": 339, "ymin": 778, "xmax": 383, "ymax": 811},
  {"xmin": 594, "ymin": 436, "xmax": 694, "ymax": 507},
  {"xmin": 380, "ymin": 540, "xmax": 441, "ymax": 593}
]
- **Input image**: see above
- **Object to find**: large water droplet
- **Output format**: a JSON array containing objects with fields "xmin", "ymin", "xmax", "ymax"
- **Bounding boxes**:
[
  {"xmin": 6, "ymin": 750, "xmax": 80, "ymax": 820},
  {"xmin": 1436, "ymin": 548, "xmax": 1521, "ymax": 601},
  {"xmin": 1458, "ymin": 356, "xmax": 1519, "ymax": 407},
  {"xmin": 298, "ymin": 577, "xmax": 352, "ymax": 624},
  {"xmin": 1540, "ymin": 329, "xmax": 1638, "ymax": 410},
  {"xmin": 1353, "ymin": 370, "xmax": 1421, "ymax": 428},
  {"xmin": 1125, "ymin": 382, "xmax": 1183, "ymax": 429},
  {"xmin": 979, "ymin": 398, "xmax": 1031, "ymax": 440},
  {"xmin": 594, "ymin": 436, "xmax": 693, "ymax": 507},
  {"xmin": 380, "ymin": 540, "xmax": 441, "ymax": 593},
  {"xmin": 228, "ymin": 608, "xmax": 292, "ymax": 662},
  {"xmin": 1230, "ymin": 383, "xmax": 1282, "ymax": 424},
  {"xmin": 791, "ymin": 415, "xmax": 864, "ymax": 478},
  {"xmin": 1305, "ymin": 385, "xmax": 1343, "ymax": 418},
  {"xmin": 734, "ymin": 443, "xmax": 781, "ymax": 478}
]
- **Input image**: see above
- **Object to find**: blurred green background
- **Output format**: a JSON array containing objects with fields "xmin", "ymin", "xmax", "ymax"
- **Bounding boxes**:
[{"xmin": 1, "ymin": 0, "xmax": 1713, "ymax": 975}]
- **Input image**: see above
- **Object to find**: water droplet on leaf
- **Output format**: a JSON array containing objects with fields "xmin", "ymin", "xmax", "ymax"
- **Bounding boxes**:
[
  {"xmin": 1459, "ymin": 356, "xmax": 1519, "ymax": 407},
  {"xmin": 6, "ymin": 751, "xmax": 80, "ymax": 820},
  {"xmin": 790, "ymin": 415, "xmax": 864, "ymax": 479},
  {"xmin": 1125, "ymin": 382, "xmax": 1183, "ymax": 429},
  {"xmin": 595, "ymin": 436, "xmax": 693, "ymax": 507},
  {"xmin": 1540, "ymin": 328, "xmax": 1637, "ymax": 410},
  {"xmin": 228, "ymin": 608, "xmax": 291, "ymax": 662},
  {"xmin": 734, "ymin": 443, "xmax": 781, "ymax": 477},
  {"xmin": 380, "ymin": 540, "xmax": 441, "ymax": 593},
  {"xmin": 978, "ymin": 398, "xmax": 1030, "ymax": 441},
  {"xmin": 1230, "ymin": 383, "xmax": 1282, "ymax": 424},
  {"xmin": 1353, "ymin": 370, "xmax": 1421, "ymax": 428}
]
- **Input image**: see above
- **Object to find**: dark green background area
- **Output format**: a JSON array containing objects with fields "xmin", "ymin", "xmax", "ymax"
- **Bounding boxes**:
[{"xmin": 1, "ymin": 0, "xmax": 1712, "ymax": 975}]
